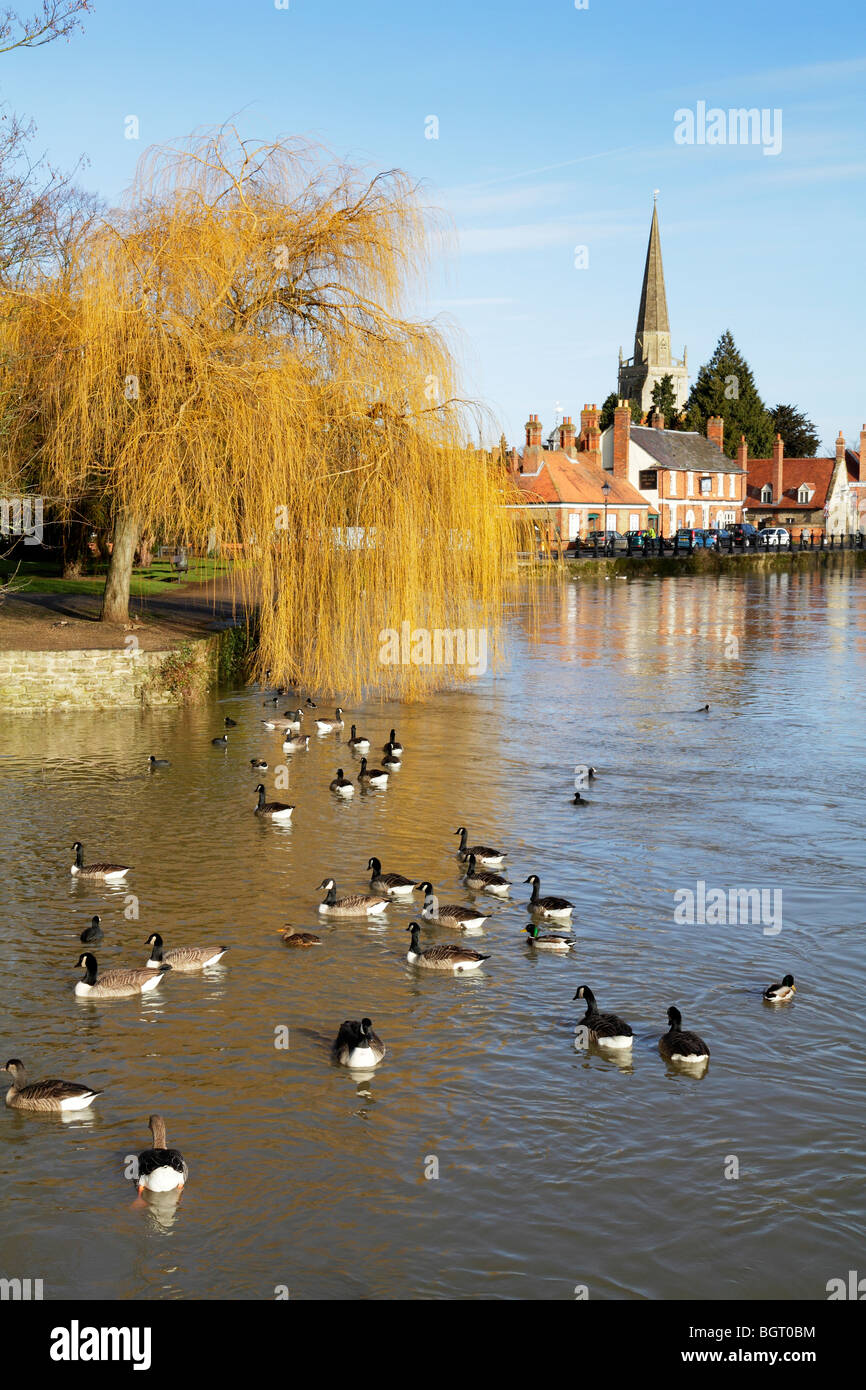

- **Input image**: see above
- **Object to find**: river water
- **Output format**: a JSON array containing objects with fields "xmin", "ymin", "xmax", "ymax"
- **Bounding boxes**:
[{"xmin": 1, "ymin": 567, "xmax": 864, "ymax": 1300}]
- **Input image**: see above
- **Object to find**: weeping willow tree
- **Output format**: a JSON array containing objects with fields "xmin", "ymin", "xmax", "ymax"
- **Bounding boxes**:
[{"xmin": 1, "ymin": 129, "xmax": 526, "ymax": 695}]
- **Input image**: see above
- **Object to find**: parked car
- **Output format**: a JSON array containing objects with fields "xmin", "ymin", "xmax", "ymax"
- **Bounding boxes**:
[
  {"xmin": 586, "ymin": 529, "xmax": 628, "ymax": 553},
  {"xmin": 625, "ymin": 529, "xmax": 652, "ymax": 548},
  {"xmin": 706, "ymin": 527, "xmax": 732, "ymax": 547},
  {"xmin": 675, "ymin": 528, "xmax": 712, "ymax": 551},
  {"xmin": 731, "ymin": 522, "xmax": 759, "ymax": 546},
  {"xmin": 758, "ymin": 526, "xmax": 790, "ymax": 548}
]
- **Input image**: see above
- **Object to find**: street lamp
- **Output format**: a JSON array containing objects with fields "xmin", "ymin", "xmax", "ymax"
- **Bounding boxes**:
[{"xmin": 602, "ymin": 480, "xmax": 611, "ymax": 553}]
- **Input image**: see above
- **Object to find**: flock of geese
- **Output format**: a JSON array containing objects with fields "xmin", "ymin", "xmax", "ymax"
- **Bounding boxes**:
[{"xmin": 4, "ymin": 686, "xmax": 798, "ymax": 1200}]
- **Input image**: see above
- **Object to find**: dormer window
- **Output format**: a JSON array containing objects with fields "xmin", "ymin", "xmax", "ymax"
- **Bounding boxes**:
[
  {"xmin": 797, "ymin": 484, "xmax": 813, "ymax": 504},
  {"xmin": 761, "ymin": 484, "xmax": 773, "ymax": 504}
]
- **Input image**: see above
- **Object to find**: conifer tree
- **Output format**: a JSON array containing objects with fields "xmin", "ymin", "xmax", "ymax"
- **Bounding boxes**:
[{"xmin": 684, "ymin": 330, "xmax": 773, "ymax": 457}]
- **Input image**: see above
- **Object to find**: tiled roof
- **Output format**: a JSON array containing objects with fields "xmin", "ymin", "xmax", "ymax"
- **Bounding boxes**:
[
  {"xmin": 845, "ymin": 448, "xmax": 864, "ymax": 485},
  {"xmin": 746, "ymin": 457, "xmax": 835, "ymax": 509},
  {"xmin": 629, "ymin": 426, "xmax": 742, "ymax": 474},
  {"xmin": 516, "ymin": 450, "xmax": 647, "ymax": 508}
]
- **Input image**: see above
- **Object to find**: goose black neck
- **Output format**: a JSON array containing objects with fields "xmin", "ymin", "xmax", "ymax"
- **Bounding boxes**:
[
  {"xmin": 528, "ymin": 877, "xmax": 540, "ymax": 903},
  {"xmin": 457, "ymin": 828, "xmax": 468, "ymax": 850},
  {"xmin": 81, "ymin": 955, "xmax": 97, "ymax": 984},
  {"xmin": 256, "ymin": 786, "xmax": 266, "ymax": 809},
  {"xmin": 74, "ymin": 843, "xmax": 84, "ymax": 868},
  {"xmin": 325, "ymin": 883, "xmax": 337, "ymax": 905},
  {"xmin": 148, "ymin": 937, "xmax": 164, "ymax": 962}
]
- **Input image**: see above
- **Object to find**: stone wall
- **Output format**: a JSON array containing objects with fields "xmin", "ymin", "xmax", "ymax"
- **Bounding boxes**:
[{"xmin": 0, "ymin": 635, "xmax": 223, "ymax": 712}]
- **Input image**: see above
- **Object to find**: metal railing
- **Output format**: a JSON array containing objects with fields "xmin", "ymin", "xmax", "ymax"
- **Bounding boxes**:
[{"xmin": 523, "ymin": 531, "xmax": 866, "ymax": 562}]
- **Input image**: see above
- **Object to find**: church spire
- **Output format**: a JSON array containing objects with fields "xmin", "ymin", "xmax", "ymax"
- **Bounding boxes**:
[{"xmin": 634, "ymin": 196, "xmax": 670, "ymax": 352}]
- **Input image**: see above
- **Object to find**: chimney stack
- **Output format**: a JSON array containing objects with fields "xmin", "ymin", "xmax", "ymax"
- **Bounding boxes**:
[
  {"xmin": 559, "ymin": 415, "xmax": 576, "ymax": 456},
  {"xmin": 651, "ymin": 408, "xmax": 664, "ymax": 430},
  {"xmin": 836, "ymin": 430, "xmax": 846, "ymax": 469},
  {"xmin": 613, "ymin": 401, "xmax": 631, "ymax": 481},
  {"xmin": 773, "ymin": 433, "xmax": 784, "ymax": 504},
  {"xmin": 859, "ymin": 423, "xmax": 866, "ymax": 478},
  {"xmin": 525, "ymin": 413, "xmax": 542, "ymax": 449},
  {"xmin": 737, "ymin": 434, "xmax": 748, "ymax": 472},
  {"xmin": 707, "ymin": 415, "xmax": 724, "ymax": 453}
]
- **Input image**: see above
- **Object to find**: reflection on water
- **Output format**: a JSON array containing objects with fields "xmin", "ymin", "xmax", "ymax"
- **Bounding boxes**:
[{"xmin": 1, "ymin": 569, "xmax": 865, "ymax": 1300}]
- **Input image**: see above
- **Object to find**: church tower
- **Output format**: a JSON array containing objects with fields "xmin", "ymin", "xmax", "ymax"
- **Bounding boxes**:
[{"xmin": 617, "ymin": 196, "xmax": 689, "ymax": 416}]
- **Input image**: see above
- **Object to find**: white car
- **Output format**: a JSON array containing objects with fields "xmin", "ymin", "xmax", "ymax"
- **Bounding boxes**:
[{"xmin": 759, "ymin": 527, "xmax": 790, "ymax": 548}]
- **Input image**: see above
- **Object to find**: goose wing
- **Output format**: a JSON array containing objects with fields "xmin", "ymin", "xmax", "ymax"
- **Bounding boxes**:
[
  {"xmin": 165, "ymin": 946, "xmax": 227, "ymax": 967},
  {"xmin": 339, "ymin": 893, "xmax": 388, "ymax": 909},
  {"xmin": 138, "ymin": 1146, "xmax": 187, "ymax": 1177},
  {"xmin": 538, "ymin": 895, "xmax": 572, "ymax": 911},
  {"xmin": 83, "ymin": 862, "xmax": 129, "ymax": 875},
  {"xmin": 439, "ymin": 904, "xmax": 487, "ymax": 923},
  {"xmin": 469, "ymin": 844, "xmax": 505, "ymax": 859},
  {"xmin": 423, "ymin": 943, "xmax": 488, "ymax": 964},
  {"xmin": 672, "ymin": 1028, "xmax": 709, "ymax": 1056},
  {"xmin": 98, "ymin": 967, "xmax": 165, "ymax": 989},
  {"xmin": 592, "ymin": 1011, "xmax": 633, "ymax": 1039},
  {"xmin": 380, "ymin": 871, "xmax": 415, "ymax": 889},
  {"xmin": 19, "ymin": 1078, "xmax": 99, "ymax": 1103}
]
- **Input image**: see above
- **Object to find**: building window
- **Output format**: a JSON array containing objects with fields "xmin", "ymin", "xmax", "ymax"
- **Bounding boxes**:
[
  {"xmin": 687, "ymin": 472, "xmax": 694, "ymax": 496},
  {"xmin": 729, "ymin": 474, "xmax": 736, "ymax": 498},
  {"xmin": 761, "ymin": 484, "xmax": 772, "ymax": 503},
  {"xmin": 669, "ymin": 471, "xmax": 677, "ymax": 495},
  {"xmin": 797, "ymin": 485, "xmax": 813, "ymax": 504},
  {"xmin": 699, "ymin": 476, "xmax": 712, "ymax": 495}
]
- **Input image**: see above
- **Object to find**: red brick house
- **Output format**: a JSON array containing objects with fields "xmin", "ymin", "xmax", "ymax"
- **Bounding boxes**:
[{"xmin": 745, "ymin": 431, "xmax": 858, "ymax": 538}]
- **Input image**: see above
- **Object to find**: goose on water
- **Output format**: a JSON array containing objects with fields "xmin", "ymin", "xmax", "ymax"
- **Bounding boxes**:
[
  {"xmin": 136, "ymin": 1114, "xmax": 188, "ymax": 1194},
  {"xmin": 658, "ymin": 1006, "xmax": 710, "ymax": 1068},
  {"xmin": 464, "ymin": 853, "xmax": 510, "ymax": 896},
  {"xmin": 331, "ymin": 1018, "xmax": 386, "ymax": 1068},
  {"xmin": 283, "ymin": 732, "xmax": 309, "ymax": 751},
  {"xmin": 80, "ymin": 915, "xmax": 103, "ymax": 944},
  {"xmin": 358, "ymin": 757, "xmax": 389, "ymax": 788},
  {"xmin": 347, "ymin": 725, "xmax": 370, "ymax": 752},
  {"xmin": 383, "ymin": 729, "xmax": 403, "ymax": 756},
  {"xmin": 262, "ymin": 710, "xmax": 302, "ymax": 731},
  {"xmin": 524, "ymin": 874, "xmax": 573, "ymax": 920},
  {"xmin": 367, "ymin": 857, "xmax": 416, "ymax": 897},
  {"xmin": 4, "ymin": 1059, "xmax": 101, "ymax": 1113},
  {"xmin": 329, "ymin": 768, "xmax": 354, "ymax": 798},
  {"xmin": 70, "ymin": 842, "xmax": 130, "ymax": 883},
  {"xmin": 454, "ymin": 827, "xmax": 506, "ymax": 867},
  {"xmin": 406, "ymin": 921, "xmax": 489, "ymax": 972},
  {"xmin": 74, "ymin": 952, "xmax": 170, "ymax": 999},
  {"xmin": 416, "ymin": 883, "xmax": 489, "ymax": 931},
  {"xmin": 144, "ymin": 932, "xmax": 229, "ymax": 972},
  {"xmin": 317, "ymin": 879, "xmax": 388, "ymax": 917},
  {"xmin": 254, "ymin": 784, "xmax": 294, "ymax": 821},
  {"xmin": 316, "ymin": 708, "xmax": 344, "ymax": 733},
  {"xmin": 573, "ymin": 985, "xmax": 633, "ymax": 1049}
]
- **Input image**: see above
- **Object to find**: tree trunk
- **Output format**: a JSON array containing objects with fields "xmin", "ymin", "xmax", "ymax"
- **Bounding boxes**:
[
  {"xmin": 101, "ymin": 510, "xmax": 139, "ymax": 624},
  {"xmin": 61, "ymin": 518, "xmax": 90, "ymax": 580}
]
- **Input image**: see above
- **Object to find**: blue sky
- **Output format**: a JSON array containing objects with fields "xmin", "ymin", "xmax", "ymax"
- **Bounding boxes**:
[{"xmin": 3, "ymin": 0, "xmax": 865, "ymax": 450}]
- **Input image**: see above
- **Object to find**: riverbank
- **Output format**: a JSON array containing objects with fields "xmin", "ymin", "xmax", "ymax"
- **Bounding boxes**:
[{"xmin": 558, "ymin": 547, "xmax": 866, "ymax": 579}]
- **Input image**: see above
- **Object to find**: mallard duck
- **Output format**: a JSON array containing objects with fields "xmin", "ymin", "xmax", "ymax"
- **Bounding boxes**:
[
  {"xmin": 331, "ymin": 1018, "xmax": 386, "ymax": 1068},
  {"xmin": 79, "ymin": 915, "xmax": 103, "ymax": 944},
  {"xmin": 367, "ymin": 857, "xmax": 416, "ymax": 897},
  {"xmin": 358, "ymin": 757, "xmax": 389, "ymax": 788},
  {"xmin": 347, "ymin": 725, "xmax": 370, "ymax": 752},
  {"xmin": 573, "ymin": 984, "xmax": 632, "ymax": 1048},
  {"xmin": 464, "ymin": 854, "xmax": 510, "ymax": 896},
  {"xmin": 70, "ymin": 842, "xmax": 130, "ymax": 883},
  {"xmin": 250, "ymin": 758, "xmax": 268, "ymax": 770},
  {"xmin": 281, "ymin": 926, "xmax": 322, "ymax": 948},
  {"xmin": 317, "ymin": 879, "xmax": 388, "ymax": 917},
  {"xmin": 316, "ymin": 707, "xmax": 344, "ymax": 733},
  {"xmin": 763, "ymin": 973, "xmax": 796, "ymax": 1003},
  {"xmin": 148, "ymin": 755, "xmax": 170, "ymax": 769},
  {"xmin": 416, "ymin": 883, "xmax": 489, "ymax": 931},
  {"xmin": 74, "ymin": 952, "xmax": 170, "ymax": 998},
  {"xmin": 659, "ymin": 1006, "xmax": 710, "ymax": 1066},
  {"xmin": 524, "ymin": 874, "xmax": 573, "ymax": 920},
  {"xmin": 454, "ymin": 827, "xmax": 506, "ymax": 867},
  {"xmin": 144, "ymin": 932, "xmax": 228, "ymax": 971},
  {"xmin": 406, "ymin": 921, "xmax": 489, "ymax": 972},
  {"xmin": 329, "ymin": 768, "xmax": 354, "ymax": 798},
  {"xmin": 305, "ymin": 697, "xmax": 317, "ymax": 708},
  {"xmin": 4, "ymin": 1058, "xmax": 101, "ymax": 1113},
  {"xmin": 383, "ymin": 728, "xmax": 403, "ymax": 756},
  {"xmin": 136, "ymin": 1114, "xmax": 188, "ymax": 1194},
  {"xmin": 525, "ymin": 924, "xmax": 573, "ymax": 952},
  {"xmin": 283, "ymin": 732, "xmax": 309, "ymax": 751},
  {"xmin": 254, "ymin": 784, "xmax": 294, "ymax": 821}
]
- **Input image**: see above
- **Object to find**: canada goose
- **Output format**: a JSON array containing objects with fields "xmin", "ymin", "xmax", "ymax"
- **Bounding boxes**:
[
  {"xmin": 367, "ymin": 857, "xmax": 416, "ymax": 897},
  {"xmin": 144, "ymin": 932, "xmax": 228, "ymax": 971},
  {"xmin": 525, "ymin": 874, "xmax": 573, "ymax": 920},
  {"xmin": 74, "ymin": 952, "xmax": 170, "ymax": 998},
  {"xmin": 697, "ymin": 704, "xmax": 710, "ymax": 713},
  {"xmin": 383, "ymin": 728, "xmax": 403, "ymax": 755},
  {"xmin": 80, "ymin": 915, "xmax": 103, "ymax": 944},
  {"xmin": 659, "ymin": 1006, "xmax": 710, "ymax": 1066},
  {"xmin": 224, "ymin": 716, "xmax": 237, "ymax": 728},
  {"xmin": 317, "ymin": 878, "xmax": 388, "ymax": 917},
  {"xmin": 382, "ymin": 750, "xmax": 402, "ymax": 769},
  {"xmin": 573, "ymin": 985, "xmax": 633, "ymax": 1048},
  {"xmin": 464, "ymin": 854, "xmax": 510, "ymax": 896},
  {"xmin": 316, "ymin": 707, "xmax": 344, "ymax": 733},
  {"xmin": 416, "ymin": 883, "xmax": 488, "ymax": 930},
  {"xmin": 329, "ymin": 768, "xmax": 354, "ymax": 798},
  {"xmin": 525, "ymin": 924, "xmax": 573, "ymax": 952},
  {"xmin": 254, "ymin": 784, "xmax": 294, "ymax": 821},
  {"xmin": 250, "ymin": 758, "xmax": 268, "ymax": 770},
  {"xmin": 406, "ymin": 921, "xmax": 489, "ymax": 972},
  {"xmin": 261, "ymin": 709, "xmax": 302, "ymax": 731},
  {"xmin": 331, "ymin": 1017, "xmax": 386, "ymax": 1068},
  {"xmin": 211, "ymin": 732, "xmax": 228, "ymax": 747},
  {"xmin": 148, "ymin": 755, "xmax": 170, "ymax": 769},
  {"xmin": 358, "ymin": 757, "xmax": 389, "ymax": 788},
  {"xmin": 283, "ymin": 732, "xmax": 309, "ymax": 751},
  {"xmin": 347, "ymin": 725, "xmax": 370, "ymax": 752},
  {"xmin": 4, "ymin": 1059, "xmax": 101, "ymax": 1113},
  {"xmin": 454, "ymin": 827, "xmax": 506, "ymax": 867},
  {"xmin": 70, "ymin": 842, "xmax": 130, "ymax": 883},
  {"xmin": 574, "ymin": 764, "xmax": 596, "ymax": 782},
  {"xmin": 763, "ymin": 973, "xmax": 796, "ymax": 1003},
  {"xmin": 136, "ymin": 1114, "xmax": 188, "ymax": 1194},
  {"xmin": 281, "ymin": 926, "xmax": 322, "ymax": 948}
]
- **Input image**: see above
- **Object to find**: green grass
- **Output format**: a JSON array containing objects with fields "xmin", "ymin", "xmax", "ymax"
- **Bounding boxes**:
[{"xmin": 0, "ymin": 556, "xmax": 233, "ymax": 597}]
